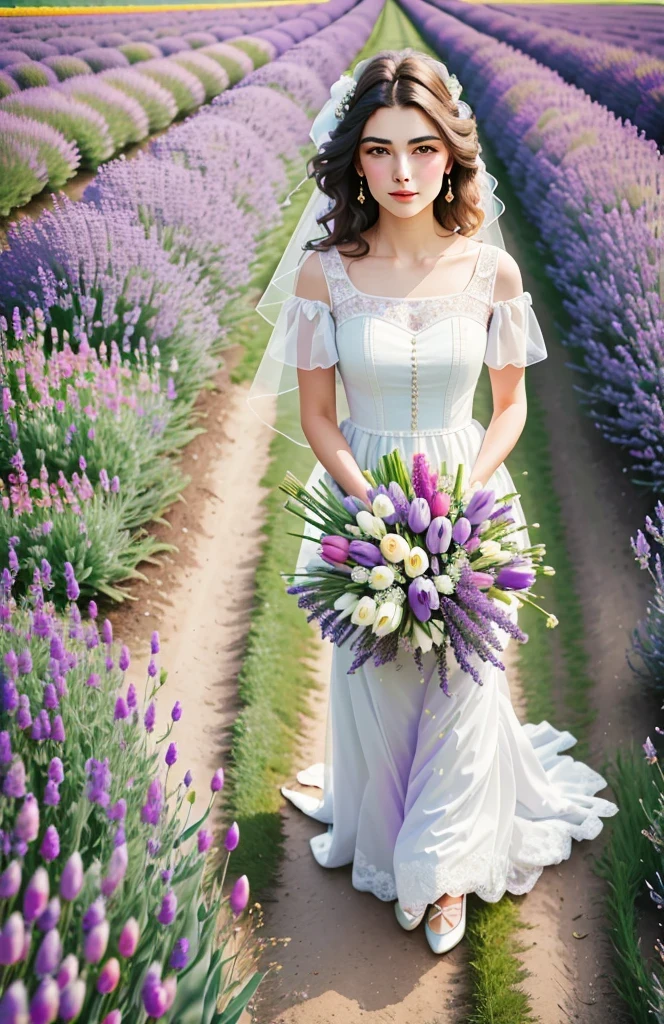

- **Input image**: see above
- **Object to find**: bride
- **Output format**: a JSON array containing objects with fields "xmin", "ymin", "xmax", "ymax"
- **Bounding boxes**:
[{"xmin": 248, "ymin": 48, "xmax": 619, "ymax": 955}]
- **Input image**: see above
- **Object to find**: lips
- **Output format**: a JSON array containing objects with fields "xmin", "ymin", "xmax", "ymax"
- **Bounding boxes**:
[{"xmin": 389, "ymin": 191, "xmax": 417, "ymax": 196}]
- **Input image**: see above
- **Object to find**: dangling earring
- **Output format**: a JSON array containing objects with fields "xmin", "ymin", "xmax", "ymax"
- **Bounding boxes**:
[
  {"xmin": 357, "ymin": 174, "xmax": 366, "ymax": 205},
  {"xmin": 445, "ymin": 171, "xmax": 454, "ymax": 204}
]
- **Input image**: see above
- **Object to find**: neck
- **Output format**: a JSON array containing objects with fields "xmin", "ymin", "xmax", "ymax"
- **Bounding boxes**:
[{"xmin": 367, "ymin": 202, "xmax": 461, "ymax": 262}]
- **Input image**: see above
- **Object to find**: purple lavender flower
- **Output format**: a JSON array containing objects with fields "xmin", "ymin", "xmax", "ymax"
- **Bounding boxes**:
[
  {"xmin": 141, "ymin": 962, "xmax": 176, "ymax": 1018},
  {"xmin": 17, "ymin": 650, "xmax": 32, "ymax": 675},
  {"xmin": 169, "ymin": 937, "xmax": 189, "ymax": 971},
  {"xmin": 101, "ymin": 843, "xmax": 128, "ymax": 897},
  {"xmin": 224, "ymin": 821, "xmax": 240, "ymax": 851},
  {"xmin": 40, "ymin": 825, "xmax": 60, "ymax": 863},
  {"xmin": 157, "ymin": 890, "xmax": 177, "ymax": 926},
  {"xmin": 0, "ymin": 860, "xmax": 21, "ymax": 899},
  {"xmin": 114, "ymin": 697, "xmax": 129, "ymax": 721},
  {"xmin": 43, "ymin": 781, "xmax": 60, "ymax": 807},
  {"xmin": 101, "ymin": 619, "xmax": 113, "ymax": 645},
  {"xmin": 88, "ymin": 600, "xmax": 98, "ymax": 619},
  {"xmin": 644, "ymin": 736, "xmax": 658, "ymax": 762},
  {"xmin": 150, "ymin": 630, "xmax": 160, "ymax": 654},
  {"xmin": 108, "ymin": 798, "xmax": 126, "ymax": 822},
  {"xmin": 16, "ymin": 693, "xmax": 31, "ymax": 730},
  {"xmin": 85, "ymin": 757, "xmax": 112, "ymax": 808},
  {"xmin": 141, "ymin": 778, "xmax": 163, "ymax": 826},
  {"xmin": 3, "ymin": 759, "xmax": 25, "ymax": 799},
  {"xmin": 197, "ymin": 829, "xmax": 213, "ymax": 854},
  {"xmin": 144, "ymin": 701, "xmax": 156, "ymax": 733},
  {"xmin": 165, "ymin": 743, "xmax": 178, "ymax": 767},
  {"xmin": 119, "ymin": 645, "xmax": 130, "ymax": 672},
  {"xmin": 59, "ymin": 852, "xmax": 83, "ymax": 901},
  {"xmin": 48, "ymin": 758, "xmax": 64, "ymax": 785},
  {"xmin": 411, "ymin": 453, "xmax": 436, "ymax": 501},
  {"xmin": 126, "ymin": 683, "xmax": 137, "ymax": 709},
  {"xmin": 35, "ymin": 928, "xmax": 63, "ymax": 978},
  {"xmin": 15, "ymin": 792, "xmax": 39, "ymax": 840},
  {"xmin": 210, "ymin": 768, "xmax": 224, "ymax": 793},
  {"xmin": 171, "ymin": 701, "xmax": 182, "ymax": 722},
  {"xmin": 183, "ymin": 770, "xmax": 192, "ymax": 788},
  {"xmin": 51, "ymin": 715, "xmax": 65, "ymax": 742},
  {"xmin": 86, "ymin": 673, "xmax": 100, "ymax": 689}
]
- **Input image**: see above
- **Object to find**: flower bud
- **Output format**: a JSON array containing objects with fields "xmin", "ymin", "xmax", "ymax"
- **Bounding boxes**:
[
  {"xmin": 118, "ymin": 917, "xmax": 139, "ymax": 958},
  {"xmin": 0, "ymin": 980, "xmax": 28, "ymax": 1023},
  {"xmin": 29, "ymin": 977, "xmax": 59, "ymax": 1024},
  {"xmin": 157, "ymin": 891, "xmax": 177, "ymax": 926},
  {"xmin": 0, "ymin": 912, "xmax": 25, "ymax": 965},
  {"xmin": 24, "ymin": 867, "xmax": 49, "ymax": 923},
  {"xmin": 58, "ymin": 979, "xmax": 85, "ymax": 1022},
  {"xmin": 0, "ymin": 859, "xmax": 21, "ymax": 899},
  {"xmin": 224, "ymin": 822, "xmax": 240, "ymax": 852},
  {"xmin": 35, "ymin": 929, "xmax": 63, "ymax": 978},
  {"xmin": 59, "ymin": 852, "xmax": 83, "ymax": 902},
  {"xmin": 14, "ymin": 792, "xmax": 39, "ymax": 842},
  {"xmin": 229, "ymin": 875, "xmax": 250, "ymax": 917},
  {"xmin": 97, "ymin": 957, "xmax": 121, "ymax": 994},
  {"xmin": 83, "ymin": 920, "xmax": 110, "ymax": 964},
  {"xmin": 210, "ymin": 768, "xmax": 224, "ymax": 793},
  {"xmin": 56, "ymin": 953, "xmax": 79, "ymax": 990}
]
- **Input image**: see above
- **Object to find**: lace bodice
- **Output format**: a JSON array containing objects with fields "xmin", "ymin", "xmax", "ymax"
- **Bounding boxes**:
[{"xmin": 246, "ymin": 242, "xmax": 548, "ymax": 446}]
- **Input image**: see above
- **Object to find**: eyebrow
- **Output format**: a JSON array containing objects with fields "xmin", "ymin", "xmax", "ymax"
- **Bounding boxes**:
[{"xmin": 359, "ymin": 135, "xmax": 442, "ymax": 145}]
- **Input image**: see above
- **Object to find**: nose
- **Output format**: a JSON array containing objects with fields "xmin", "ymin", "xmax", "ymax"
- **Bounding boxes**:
[{"xmin": 393, "ymin": 154, "xmax": 412, "ymax": 182}]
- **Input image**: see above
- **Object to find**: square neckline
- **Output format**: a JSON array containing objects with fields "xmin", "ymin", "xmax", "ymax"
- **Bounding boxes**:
[{"xmin": 333, "ymin": 241, "xmax": 485, "ymax": 303}]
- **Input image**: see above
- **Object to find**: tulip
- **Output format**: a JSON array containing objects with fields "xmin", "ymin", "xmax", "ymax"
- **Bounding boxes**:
[
  {"xmin": 0, "ymin": 913, "xmax": 25, "ymax": 966},
  {"xmin": 407, "ymin": 497, "xmax": 431, "ymax": 534},
  {"xmin": 404, "ymin": 547, "xmax": 429, "ymax": 578},
  {"xmin": 82, "ymin": 899, "xmax": 106, "ymax": 932},
  {"xmin": 496, "ymin": 565, "xmax": 536, "ymax": 591},
  {"xmin": 97, "ymin": 957, "xmax": 121, "ymax": 994},
  {"xmin": 0, "ymin": 981, "xmax": 28, "ymax": 1023},
  {"xmin": 118, "ymin": 917, "xmax": 139, "ymax": 958},
  {"xmin": 411, "ymin": 621, "xmax": 434, "ymax": 653},
  {"xmin": 0, "ymin": 860, "xmax": 21, "ymax": 899},
  {"xmin": 24, "ymin": 867, "xmax": 49, "ymax": 923},
  {"xmin": 464, "ymin": 535, "xmax": 482, "ymax": 553},
  {"xmin": 372, "ymin": 494, "xmax": 396, "ymax": 519},
  {"xmin": 464, "ymin": 487, "xmax": 496, "ymax": 525},
  {"xmin": 197, "ymin": 830, "xmax": 213, "ymax": 854},
  {"xmin": 368, "ymin": 565, "xmax": 395, "ymax": 590},
  {"xmin": 342, "ymin": 495, "xmax": 371, "ymax": 516},
  {"xmin": 224, "ymin": 821, "xmax": 240, "ymax": 851},
  {"xmin": 229, "ymin": 875, "xmax": 250, "ymax": 916},
  {"xmin": 14, "ymin": 792, "xmax": 39, "ymax": 842},
  {"xmin": 35, "ymin": 929, "xmax": 62, "ymax": 978},
  {"xmin": 408, "ymin": 578, "xmax": 440, "ymax": 622},
  {"xmin": 430, "ymin": 491, "xmax": 451, "ymax": 517},
  {"xmin": 101, "ymin": 843, "xmax": 128, "ymax": 897},
  {"xmin": 58, "ymin": 980, "xmax": 85, "ymax": 1022},
  {"xmin": 379, "ymin": 533, "xmax": 410, "ymax": 564},
  {"xmin": 451, "ymin": 516, "xmax": 472, "ymax": 545},
  {"xmin": 142, "ymin": 963, "xmax": 177, "ymax": 1018},
  {"xmin": 356, "ymin": 511, "xmax": 387, "ymax": 539},
  {"xmin": 469, "ymin": 571, "xmax": 495, "ymax": 590},
  {"xmin": 210, "ymin": 768, "xmax": 224, "ymax": 793},
  {"xmin": 478, "ymin": 540, "xmax": 502, "ymax": 558},
  {"xmin": 320, "ymin": 535, "xmax": 350, "ymax": 562},
  {"xmin": 349, "ymin": 540, "xmax": 383, "ymax": 568},
  {"xmin": 372, "ymin": 601, "xmax": 403, "ymax": 637},
  {"xmin": 29, "ymin": 977, "xmax": 59, "ymax": 1024},
  {"xmin": 165, "ymin": 743, "xmax": 178, "ymax": 767},
  {"xmin": 59, "ymin": 853, "xmax": 83, "ymax": 901},
  {"xmin": 102, "ymin": 1013, "xmax": 122, "ymax": 1024},
  {"xmin": 56, "ymin": 954, "xmax": 79, "ymax": 990},
  {"xmin": 426, "ymin": 516, "xmax": 452, "ymax": 555},
  {"xmin": 333, "ymin": 593, "xmax": 359, "ymax": 620},
  {"xmin": 350, "ymin": 596, "xmax": 377, "ymax": 627},
  {"xmin": 40, "ymin": 825, "xmax": 60, "ymax": 863},
  {"xmin": 84, "ymin": 920, "xmax": 110, "ymax": 964}
]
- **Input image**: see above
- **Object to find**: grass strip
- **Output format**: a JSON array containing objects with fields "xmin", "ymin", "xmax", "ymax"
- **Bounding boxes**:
[{"xmin": 466, "ymin": 895, "xmax": 538, "ymax": 1024}]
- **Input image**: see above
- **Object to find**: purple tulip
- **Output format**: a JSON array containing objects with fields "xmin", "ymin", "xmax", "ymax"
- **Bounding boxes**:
[
  {"xmin": 407, "ymin": 497, "xmax": 431, "ymax": 534},
  {"xmin": 37, "ymin": 898, "xmax": 61, "ymax": 934},
  {"xmin": 408, "ymin": 577, "xmax": 440, "ymax": 623},
  {"xmin": 58, "ymin": 980, "xmax": 85, "ymax": 1022},
  {"xmin": 157, "ymin": 890, "xmax": 177, "ymax": 926},
  {"xmin": 348, "ymin": 540, "xmax": 383, "ymax": 568},
  {"xmin": 210, "ymin": 768, "xmax": 224, "ymax": 793},
  {"xmin": 51, "ymin": 715, "xmax": 65, "ymax": 742},
  {"xmin": 451, "ymin": 516, "xmax": 472, "ymax": 545},
  {"xmin": 169, "ymin": 938, "xmax": 189, "ymax": 972},
  {"xmin": 0, "ymin": 981, "xmax": 28, "ymax": 1023},
  {"xmin": 496, "ymin": 565, "xmax": 536, "ymax": 591},
  {"xmin": 118, "ymin": 917, "xmax": 139, "ymax": 958},
  {"xmin": 101, "ymin": 843, "xmax": 128, "ymax": 897},
  {"xmin": 230, "ymin": 875, "xmax": 250, "ymax": 917},
  {"xmin": 321, "ymin": 535, "xmax": 350, "ymax": 564},
  {"xmin": 35, "ymin": 929, "xmax": 63, "ymax": 978},
  {"xmin": 165, "ymin": 743, "xmax": 178, "ymax": 767},
  {"xmin": 224, "ymin": 821, "xmax": 240, "ymax": 851},
  {"xmin": 0, "ymin": 860, "xmax": 21, "ymax": 899},
  {"xmin": 59, "ymin": 852, "xmax": 83, "ymax": 901},
  {"xmin": 24, "ymin": 867, "xmax": 49, "ymax": 922},
  {"xmin": 84, "ymin": 920, "xmax": 110, "ymax": 964},
  {"xmin": 142, "ymin": 963, "xmax": 177, "ymax": 1018},
  {"xmin": 29, "ymin": 977, "xmax": 59, "ymax": 1024},
  {"xmin": 96, "ymin": 957, "xmax": 120, "ymax": 994},
  {"xmin": 342, "ymin": 495, "xmax": 371, "ymax": 516},
  {"xmin": 14, "ymin": 786, "xmax": 38, "ymax": 835},
  {"xmin": 469, "ymin": 571, "xmax": 495, "ymax": 590},
  {"xmin": 0, "ymin": 913, "xmax": 25, "ymax": 966},
  {"xmin": 82, "ymin": 898, "xmax": 105, "ymax": 932},
  {"xmin": 40, "ymin": 825, "xmax": 60, "ymax": 863},
  {"xmin": 56, "ymin": 954, "xmax": 79, "ymax": 990},
  {"xmin": 425, "ymin": 516, "xmax": 452, "ymax": 555},
  {"xmin": 464, "ymin": 487, "xmax": 496, "ymax": 525},
  {"xmin": 464, "ymin": 535, "xmax": 482, "ymax": 554}
]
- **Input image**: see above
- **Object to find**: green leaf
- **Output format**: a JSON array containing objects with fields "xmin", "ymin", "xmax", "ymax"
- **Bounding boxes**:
[{"xmin": 214, "ymin": 972, "xmax": 265, "ymax": 1024}]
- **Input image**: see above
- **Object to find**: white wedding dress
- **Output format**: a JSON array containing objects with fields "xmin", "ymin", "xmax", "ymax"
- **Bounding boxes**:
[{"xmin": 276, "ymin": 242, "xmax": 619, "ymax": 918}]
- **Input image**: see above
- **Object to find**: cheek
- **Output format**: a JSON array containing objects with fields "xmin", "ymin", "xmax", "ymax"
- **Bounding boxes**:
[{"xmin": 419, "ymin": 157, "xmax": 448, "ymax": 185}]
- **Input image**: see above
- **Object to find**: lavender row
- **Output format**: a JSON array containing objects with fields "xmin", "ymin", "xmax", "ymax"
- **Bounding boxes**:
[
  {"xmin": 0, "ymin": 0, "xmax": 382, "ymax": 606},
  {"xmin": 403, "ymin": 0, "xmax": 664, "ymax": 495},
  {"xmin": 494, "ymin": 3, "xmax": 664, "ymax": 62},
  {"xmin": 420, "ymin": 0, "xmax": 664, "ymax": 146}
]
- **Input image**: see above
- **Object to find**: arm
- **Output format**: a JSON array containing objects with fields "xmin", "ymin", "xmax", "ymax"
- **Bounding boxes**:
[
  {"xmin": 469, "ymin": 249, "xmax": 528, "ymax": 490},
  {"xmin": 295, "ymin": 252, "xmax": 373, "ymax": 504}
]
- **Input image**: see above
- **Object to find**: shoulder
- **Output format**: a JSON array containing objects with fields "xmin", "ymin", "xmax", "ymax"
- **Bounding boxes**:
[
  {"xmin": 490, "ymin": 246, "xmax": 524, "ymax": 303},
  {"xmin": 294, "ymin": 250, "xmax": 332, "ymax": 308}
]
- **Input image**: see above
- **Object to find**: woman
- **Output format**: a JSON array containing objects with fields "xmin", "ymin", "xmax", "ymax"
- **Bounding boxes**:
[{"xmin": 248, "ymin": 48, "xmax": 619, "ymax": 955}]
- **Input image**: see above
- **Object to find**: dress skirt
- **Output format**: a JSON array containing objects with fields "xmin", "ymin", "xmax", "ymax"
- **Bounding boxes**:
[{"xmin": 283, "ymin": 415, "xmax": 619, "ymax": 917}]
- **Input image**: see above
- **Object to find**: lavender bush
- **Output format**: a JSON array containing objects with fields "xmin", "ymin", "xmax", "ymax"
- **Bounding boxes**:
[
  {"xmin": 3, "ymin": 60, "xmax": 59, "ymax": 90},
  {"xmin": 41, "ymin": 55, "xmax": 93, "ymax": 83},
  {"xmin": 0, "ymin": 141, "xmax": 48, "ymax": 218},
  {"xmin": 167, "ymin": 51, "xmax": 229, "ymax": 103},
  {"xmin": 59, "ymin": 76, "xmax": 149, "ymax": 149},
  {"xmin": 99, "ymin": 68, "xmax": 177, "ymax": 133},
  {"xmin": 0, "ymin": 87, "xmax": 114, "ymax": 169},
  {"xmin": 0, "ymin": 554, "xmax": 262, "ymax": 1022},
  {"xmin": 629, "ymin": 510, "xmax": 664, "ymax": 689},
  {"xmin": 130, "ymin": 57, "xmax": 205, "ymax": 115}
]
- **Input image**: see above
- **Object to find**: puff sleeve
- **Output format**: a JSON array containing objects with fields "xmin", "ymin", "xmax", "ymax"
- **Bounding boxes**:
[
  {"xmin": 484, "ymin": 292, "xmax": 548, "ymax": 370},
  {"xmin": 265, "ymin": 293, "xmax": 338, "ymax": 369}
]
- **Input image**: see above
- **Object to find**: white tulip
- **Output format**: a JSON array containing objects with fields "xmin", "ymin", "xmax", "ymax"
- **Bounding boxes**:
[
  {"xmin": 379, "ymin": 533, "xmax": 411, "ymax": 564},
  {"xmin": 433, "ymin": 574, "xmax": 455, "ymax": 595},
  {"xmin": 404, "ymin": 546, "xmax": 429, "ymax": 578},
  {"xmin": 334, "ymin": 592, "xmax": 360, "ymax": 620},
  {"xmin": 368, "ymin": 565, "xmax": 395, "ymax": 591},
  {"xmin": 429, "ymin": 619, "xmax": 447, "ymax": 647},
  {"xmin": 373, "ymin": 601, "xmax": 403, "ymax": 636},
  {"xmin": 479, "ymin": 540, "xmax": 502, "ymax": 558},
  {"xmin": 356, "ymin": 511, "xmax": 387, "ymax": 539},
  {"xmin": 345, "ymin": 524, "xmax": 362, "ymax": 537},
  {"xmin": 350, "ymin": 596, "xmax": 377, "ymax": 627},
  {"xmin": 411, "ymin": 621, "xmax": 434, "ymax": 653},
  {"xmin": 372, "ymin": 494, "xmax": 396, "ymax": 519}
]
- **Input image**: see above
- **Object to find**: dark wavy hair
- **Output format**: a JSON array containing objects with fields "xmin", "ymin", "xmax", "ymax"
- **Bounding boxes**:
[{"xmin": 304, "ymin": 48, "xmax": 485, "ymax": 259}]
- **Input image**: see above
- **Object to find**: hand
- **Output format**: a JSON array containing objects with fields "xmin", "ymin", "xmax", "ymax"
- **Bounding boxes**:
[{"xmin": 462, "ymin": 479, "xmax": 484, "ymax": 503}]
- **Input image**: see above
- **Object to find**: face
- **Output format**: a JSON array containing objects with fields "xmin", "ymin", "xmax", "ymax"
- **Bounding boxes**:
[{"xmin": 354, "ymin": 104, "xmax": 453, "ymax": 216}]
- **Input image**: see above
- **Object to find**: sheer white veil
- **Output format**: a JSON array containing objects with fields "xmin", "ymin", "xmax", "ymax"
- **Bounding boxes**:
[{"xmin": 247, "ymin": 50, "xmax": 507, "ymax": 449}]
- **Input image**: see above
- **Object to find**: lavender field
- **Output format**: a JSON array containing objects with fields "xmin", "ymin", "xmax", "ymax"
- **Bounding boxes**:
[{"xmin": 1, "ymin": 0, "xmax": 663, "ymax": 1021}]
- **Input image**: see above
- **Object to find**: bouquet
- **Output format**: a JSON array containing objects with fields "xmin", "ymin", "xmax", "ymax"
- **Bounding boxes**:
[{"xmin": 281, "ymin": 450, "xmax": 557, "ymax": 695}]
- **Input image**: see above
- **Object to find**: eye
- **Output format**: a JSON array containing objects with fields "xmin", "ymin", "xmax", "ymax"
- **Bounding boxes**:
[
  {"xmin": 415, "ymin": 145, "xmax": 437, "ymax": 154},
  {"xmin": 366, "ymin": 146, "xmax": 388, "ymax": 155}
]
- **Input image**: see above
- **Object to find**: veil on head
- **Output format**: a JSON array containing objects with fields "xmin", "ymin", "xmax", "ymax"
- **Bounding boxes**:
[{"xmin": 247, "ymin": 51, "xmax": 507, "ymax": 449}]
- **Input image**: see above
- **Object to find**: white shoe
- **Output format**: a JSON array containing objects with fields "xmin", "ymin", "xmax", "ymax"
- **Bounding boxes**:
[
  {"xmin": 424, "ymin": 894, "xmax": 467, "ymax": 954},
  {"xmin": 394, "ymin": 900, "xmax": 425, "ymax": 931}
]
